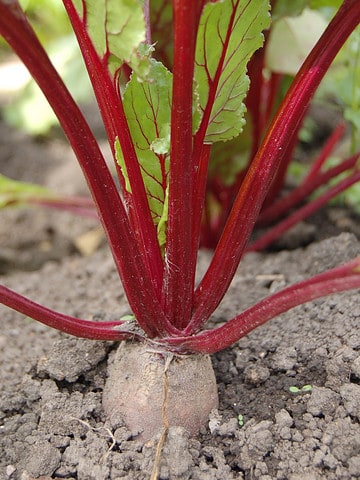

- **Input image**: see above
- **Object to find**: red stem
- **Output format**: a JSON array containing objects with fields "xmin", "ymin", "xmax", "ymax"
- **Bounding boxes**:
[
  {"xmin": 246, "ymin": 33, "xmax": 282, "ymax": 163},
  {"xmin": 25, "ymin": 194, "xmax": 98, "ymax": 219},
  {"xmin": 0, "ymin": 1, "xmax": 175, "ymax": 338},
  {"xmin": 264, "ymin": 73, "xmax": 283, "ymax": 130},
  {"xmin": 258, "ymin": 151, "xmax": 359, "ymax": 227},
  {"xmin": 30, "ymin": 200, "xmax": 98, "ymax": 219},
  {"xmin": 191, "ymin": 144, "xmax": 212, "ymax": 268},
  {"xmin": 246, "ymin": 48, "xmax": 266, "ymax": 159},
  {"xmin": 191, "ymin": 0, "xmax": 243, "ymax": 290},
  {"xmin": 164, "ymin": 0, "xmax": 199, "ymax": 328},
  {"xmin": 263, "ymin": 121, "xmax": 304, "ymax": 207},
  {"xmin": 62, "ymin": 0, "xmax": 164, "ymax": 294},
  {"xmin": 305, "ymin": 122, "xmax": 346, "ymax": 179},
  {"xmin": 248, "ymin": 167, "xmax": 360, "ymax": 251},
  {"xmin": 187, "ymin": 0, "xmax": 360, "ymax": 334},
  {"xmin": 0, "ymin": 285, "xmax": 140, "ymax": 341},
  {"xmin": 162, "ymin": 257, "xmax": 360, "ymax": 353}
]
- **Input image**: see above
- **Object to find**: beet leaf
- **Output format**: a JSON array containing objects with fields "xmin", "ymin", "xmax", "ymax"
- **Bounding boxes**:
[
  {"xmin": 194, "ymin": 0, "xmax": 271, "ymax": 144},
  {"xmin": 115, "ymin": 60, "xmax": 172, "ymax": 250}
]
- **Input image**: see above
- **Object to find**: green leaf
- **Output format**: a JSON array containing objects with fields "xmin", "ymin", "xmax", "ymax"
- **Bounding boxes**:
[
  {"xmin": 208, "ymin": 124, "xmax": 252, "ymax": 186},
  {"xmin": 271, "ymin": 0, "xmax": 310, "ymax": 20},
  {"xmin": 289, "ymin": 384, "xmax": 313, "ymax": 393},
  {"xmin": 157, "ymin": 185, "xmax": 169, "ymax": 251},
  {"xmin": 271, "ymin": 0, "xmax": 341, "ymax": 19},
  {"xmin": 150, "ymin": 0, "xmax": 173, "ymax": 68},
  {"xmin": 301, "ymin": 384, "xmax": 313, "ymax": 392},
  {"xmin": 119, "ymin": 314, "xmax": 136, "ymax": 321},
  {"xmin": 115, "ymin": 141, "xmax": 132, "ymax": 193},
  {"xmin": 115, "ymin": 60, "xmax": 172, "ymax": 249},
  {"xmin": 72, "ymin": 0, "xmax": 151, "ymax": 79},
  {"xmin": 3, "ymin": 34, "xmax": 92, "ymax": 135},
  {"xmin": 345, "ymin": 108, "xmax": 360, "ymax": 132},
  {"xmin": 0, "ymin": 174, "xmax": 53, "ymax": 209},
  {"xmin": 289, "ymin": 386, "xmax": 300, "ymax": 393},
  {"xmin": 309, "ymin": 0, "xmax": 342, "ymax": 8},
  {"xmin": 194, "ymin": 0, "xmax": 270, "ymax": 143},
  {"xmin": 266, "ymin": 8, "xmax": 327, "ymax": 75}
]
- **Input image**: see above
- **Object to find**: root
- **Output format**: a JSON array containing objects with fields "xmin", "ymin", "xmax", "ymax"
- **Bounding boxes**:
[
  {"xmin": 73, "ymin": 418, "xmax": 116, "ymax": 463},
  {"xmin": 150, "ymin": 354, "xmax": 173, "ymax": 480},
  {"xmin": 103, "ymin": 342, "xmax": 218, "ymax": 441}
]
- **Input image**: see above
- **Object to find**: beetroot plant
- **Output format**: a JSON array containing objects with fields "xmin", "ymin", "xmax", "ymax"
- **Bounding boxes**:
[{"xmin": 0, "ymin": 0, "xmax": 360, "ymax": 441}]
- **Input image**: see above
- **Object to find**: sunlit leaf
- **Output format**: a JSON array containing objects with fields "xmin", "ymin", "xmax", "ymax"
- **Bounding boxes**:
[
  {"xmin": 194, "ymin": 0, "xmax": 270, "ymax": 143},
  {"xmin": 266, "ymin": 8, "xmax": 327, "ymax": 75},
  {"xmin": 72, "ymin": 0, "xmax": 151, "ymax": 79},
  {"xmin": 115, "ymin": 60, "xmax": 172, "ymax": 248},
  {"xmin": 271, "ymin": 0, "xmax": 310, "ymax": 20},
  {"xmin": 0, "ymin": 174, "xmax": 53, "ymax": 208},
  {"xmin": 310, "ymin": 0, "xmax": 342, "ymax": 8}
]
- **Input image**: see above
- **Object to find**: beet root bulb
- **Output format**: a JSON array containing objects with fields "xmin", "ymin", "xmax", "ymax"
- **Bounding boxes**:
[{"xmin": 102, "ymin": 341, "xmax": 219, "ymax": 441}]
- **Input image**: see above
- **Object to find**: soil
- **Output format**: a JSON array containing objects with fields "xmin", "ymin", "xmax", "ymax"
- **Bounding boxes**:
[{"xmin": 0, "ymin": 118, "xmax": 360, "ymax": 480}]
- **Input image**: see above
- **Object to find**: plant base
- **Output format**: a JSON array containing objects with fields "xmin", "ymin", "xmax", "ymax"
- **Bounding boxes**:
[{"xmin": 102, "ymin": 341, "xmax": 219, "ymax": 441}]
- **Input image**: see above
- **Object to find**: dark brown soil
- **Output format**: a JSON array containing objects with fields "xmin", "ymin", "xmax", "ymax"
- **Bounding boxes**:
[{"xmin": 1, "ymin": 120, "xmax": 360, "ymax": 479}]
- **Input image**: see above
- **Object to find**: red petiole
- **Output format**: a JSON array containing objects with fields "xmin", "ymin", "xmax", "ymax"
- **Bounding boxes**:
[{"xmin": 0, "ymin": 0, "xmax": 359, "ymax": 355}]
